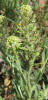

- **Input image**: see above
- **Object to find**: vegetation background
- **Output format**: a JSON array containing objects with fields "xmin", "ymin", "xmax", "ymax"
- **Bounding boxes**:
[{"xmin": 0, "ymin": 0, "xmax": 48, "ymax": 100}]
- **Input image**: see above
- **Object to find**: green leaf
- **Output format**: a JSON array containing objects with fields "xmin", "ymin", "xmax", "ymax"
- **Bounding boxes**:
[
  {"xmin": 42, "ymin": 49, "xmax": 45, "ymax": 65},
  {"xmin": 0, "ymin": 96, "xmax": 4, "ymax": 100},
  {"xmin": 23, "ymin": 0, "xmax": 30, "ymax": 4}
]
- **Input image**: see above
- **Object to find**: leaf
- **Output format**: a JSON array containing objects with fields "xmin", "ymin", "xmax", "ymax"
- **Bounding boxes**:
[
  {"xmin": 43, "ymin": 82, "xmax": 45, "ymax": 90},
  {"xmin": 0, "ymin": 96, "xmax": 4, "ymax": 100},
  {"xmin": 42, "ymin": 49, "xmax": 45, "ymax": 65},
  {"xmin": 17, "ymin": 85, "xmax": 24, "ymax": 99},
  {"xmin": 23, "ymin": 0, "xmax": 30, "ymax": 4}
]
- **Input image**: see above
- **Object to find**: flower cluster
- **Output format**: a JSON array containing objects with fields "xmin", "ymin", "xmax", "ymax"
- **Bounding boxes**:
[
  {"xmin": 0, "ymin": 15, "xmax": 6, "ymax": 24},
  {"xmin": 16, "ymin": 5, "xmax": 38, "ymax": 37},
  {"xmin": 21, "ymin": 5, "xmax": 33, "ymax": 17},
  {"xmin": 6, "ymin": 36, "xmax": 22, "ymax": 49}
]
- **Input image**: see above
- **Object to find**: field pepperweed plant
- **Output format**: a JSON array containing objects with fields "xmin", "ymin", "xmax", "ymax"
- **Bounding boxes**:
[{"xmin": 0, "ymin": 1, "xmax": 48, "ymax": 100}]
